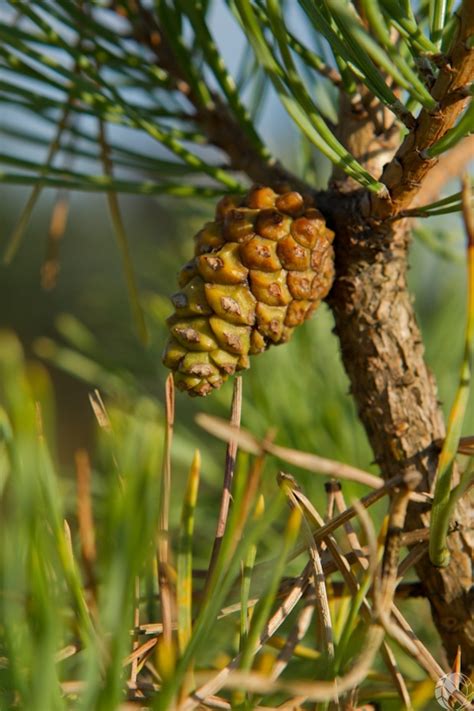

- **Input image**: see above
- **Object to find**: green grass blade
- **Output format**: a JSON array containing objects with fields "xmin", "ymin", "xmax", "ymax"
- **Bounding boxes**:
[
  {"xmin": 177, "ymin": 450, "xmax": 201, "ymax": 655},
  {"xmin": 156, "ymin": 461, "xmax": 285, "ymax": 708},
  {"xmin": 238, "ymin": 504, "xmax": 302, "ymax": 673},
  {"xmin": 239, "ymin": 494, "xmax": 264, "ymax": 651}
]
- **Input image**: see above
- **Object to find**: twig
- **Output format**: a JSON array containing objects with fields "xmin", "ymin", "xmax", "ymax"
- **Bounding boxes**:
[
  {"xmin": 204, "ymin": 625, "xmax": 385, "ymax": 703},
  {"xmin": 332, "ymin": 482, "xmax": 368, "ymax": 570},
  {"xmin": 180, "ymin": 564, "xmax": 312, "ymax": 710},
  {"xmin": 380, "ymin": 642, "xmax": 413, "ymax": 711},
  {"xmin": 278, "ymin": 473, "xmax": 335, "ymax": 661},
  {"xmin": 409, "ymin": 136, "xmax": 474, "ymax": 210},
  {"xmin": 158, "ymin": 374, "xmax": 175, "ymax": 645},
  {"xmin": 130, "ymin": 577, "xmax": 141, "ymax": 686},
  {"xmin": 379, "ymin": 1, "xmax": 474, "ymax": 213},
  {"xmin": 75, "ymin": 448, "xmax": 97, "ymax": 605},
  {"xmin": 379, "ymin": 471, "xmax": 421, "ymax": 604},
  {"xmin": 332, "ymin": 485, "xmax": 413, "ymax": 709},
  {"xmin": 196, "ymin": 414, "xmax": 383, "ymax": 489},
  {"xmin": 389, "ymin": 605, "xmax": 446, "ymax": 680},
  {"xmin": 204, "ymin": 378, "xmax": 242, "ymax": 594},
  {"xmin": 123, "ymin": 636, "xmax": 158, "ymax": 669},
  {"xmin": 88, "ymin": 389, "xmax": 112, "ymax": 432},
  {"xmin": 269, "ymin": 598, "xmax": 315, "ymax": 682}
]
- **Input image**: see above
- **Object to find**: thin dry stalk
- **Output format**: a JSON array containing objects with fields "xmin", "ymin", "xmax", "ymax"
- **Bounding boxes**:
[
  {"xmin": 333, "ymin": 484, "xmax": 369, "ymax": 571},
  {"xmin": 351, "ymin": 500, "xmax": 378, "ymax": 576},
  {"xmin": 185, "ymin": 485, "xmax": 392, "ymax": 709},
  {"xmin": 325, "ymin": 480, "xmax": 338, "ymax": 520},
  {"xmin": 204, "ymin": 378, "xmax": 242, "ymax": 592},
  {"xmin": 379, "ymin": 473, "xmax": 421, "ymax": 606},
  {"xmin": 41, "ymin": 191, "xmax": 70, "ymax": 290},
  {"xmin": 369, "ymin": 478, "xmax": 437, "ymax": 690},
  {"xmin": 158, "ymin": 374, "xmax": 175, "ymax": 644},
  {"xmin": 333, "ymin": 486, "xmax": 412, "ymax": 709},
  {"xmin": 396, "ymin": 542, "xmax": 430, "ymax": 580},
  {"xmin": 278, "ymin": 473, "xmax": 335, "ymax": 660},
  {"xmin": 54, "ymin": 645, "xmax": 77, "ymax": 663},
  {"xmin": 232, "ymin": 446, "xmax": 269, "ymax": 544},
  {"xmin": 282, "ymin": 479, "xmax": 370, "ymax": 596},
  {"xmin": 192, "ymin": 696, "xmax": 231, "ymax": 710},
  {"xmin": 279, "ymin": 474, "xmax": 403, "ymax": 566},
  {"xmin": 75, "ymin": 448, "xmax": 97, "ymax": 601},
  {"xmin": 214, "ymin": 547, "xmax": 429, "ymax": 625},
  {"xmin": 213, "ymin": 624, "xmax": 385, "ymax": 702},
  {"xmin": 269, "ymin": 598, "xmax": 315, "ymax": 684},
  {"xmin": 123, "ymin": 637, "xmax": 158, "ymax": 668},
  {"xmin": 88, "ymin": 389, "xmax": 112, "ymax": 432},
  {"xmin": 196, "ymin": 415, "xmax": 383, "ymax": 489},
  {"xmin": 180, "ymin": 565, "xmax": 312, "ymax": 710},
  {"xmin": 390, "ymin": 605, "xmax": 446, "ymax": 680},
  {"xmin": 380, "ymin": 641, "xmax": 413, "ymax": 711},
  {"xmin": 276, "ymin": 696, "xmax": 308, "ymax": 709},
  {"xmin": 130, "ymin": 577, "xmax": 141, "ymax": 686},
  {"xmin": 457, "ymin": 435, "xmax": 474, "ymax": 455},
  {"xmin": 136, "ymin": 622, "xmax": 164, "ymax": 635}
]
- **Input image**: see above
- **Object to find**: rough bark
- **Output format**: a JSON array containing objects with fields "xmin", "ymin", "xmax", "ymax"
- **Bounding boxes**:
[
  {"xmin": 325, "ymin": 3, "xmax": 474, "ymax": 670},
  {"xmin": 376, "ymin": 2, "xmax": 474, "ymax": 216},
  {"xmin": 327, "ymin": 203, "xmax": 474, "ymax": 671}
]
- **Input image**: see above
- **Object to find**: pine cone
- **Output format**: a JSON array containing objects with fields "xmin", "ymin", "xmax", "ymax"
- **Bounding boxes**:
[{"xmin": 162, "ymin": 185, "xmax": 335, "ymax": 396}]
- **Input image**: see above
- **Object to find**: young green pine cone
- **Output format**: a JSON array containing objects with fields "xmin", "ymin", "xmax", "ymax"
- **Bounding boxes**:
[{"xmin": 162, "ymin": 184, "xmax": 335, "ymax": 396}]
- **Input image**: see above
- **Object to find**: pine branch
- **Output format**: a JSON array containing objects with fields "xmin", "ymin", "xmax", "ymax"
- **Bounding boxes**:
[
  {"xmin": 378, "ymin": 0, "xmax": 474, "ymax": 214},
  {"xmin": 321, "ymin": 0, "xmax": 474, "ymax": 673},
  {"xmin": 410, "ymin": 135, "xmax": 474, "ymax": 208},
  {"xmin": 111, "ymin": 0, "xmax": 310, "ymax": 192}
]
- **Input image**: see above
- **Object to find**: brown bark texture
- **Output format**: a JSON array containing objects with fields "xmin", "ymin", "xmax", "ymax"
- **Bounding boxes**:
[
  {"xmin": 120, "ymin": 0, "xmax": 474, "ymax": 671},
  {"xmin": 327, "ymin": 1, "xmax": 474, "ymax": 670}
]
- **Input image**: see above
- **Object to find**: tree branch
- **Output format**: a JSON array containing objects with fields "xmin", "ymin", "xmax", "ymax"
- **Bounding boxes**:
[
  {"xmin": 322, "ymin": 0, "xmax": 474, "ymax": 672},
  {"xmin": 113, "ymin": 0, "xmax": 311, "ymax": 193},
  {"xmin": 410, "ymin": 135, "xmax": 474, "ymax": 208},
  {"xmin": 377, "ymin": 1, "xmax": 474, "ymax": 215}
]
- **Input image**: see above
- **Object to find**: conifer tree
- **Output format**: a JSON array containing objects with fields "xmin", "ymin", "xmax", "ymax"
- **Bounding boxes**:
[{"xmin": 0, "ymin": 0, "xmax": 473, "ymax": 705}]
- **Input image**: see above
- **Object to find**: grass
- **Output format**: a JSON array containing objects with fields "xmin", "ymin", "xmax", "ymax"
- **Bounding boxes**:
[{"xmin": 0, "ymin": 317, "xmax": 471, "ymax": 709}]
